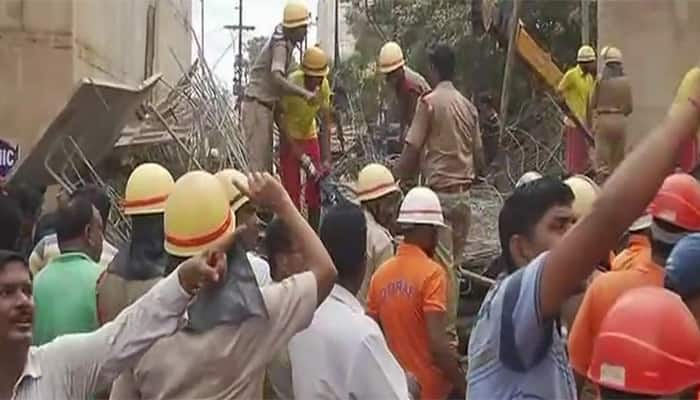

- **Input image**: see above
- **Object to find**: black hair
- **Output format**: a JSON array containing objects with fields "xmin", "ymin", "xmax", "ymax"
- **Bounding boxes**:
[
  {"xmin": 320, "ymin": 203, "xmax": 366, "ymax": 280},
  {"xmin": 428, "ymin": 44, "xmax": 456, "ymax": 81},
  {"xmin": 6, "ymin": 183, "xmax": 44, "ymax": 219},
  {"xmin": 598, "ymin": 386, "xmax": 658, "ymax": 400},
  {"xmin": 72, "ymin": 184, "xmax": 111, "ymax": 226},
  {"xmin": 0, "ymin": 250, "xmax": 28, "ymax": 274},
  {"xmin": 263, "ymin": 218, "xmax": 293, "ymax": 275},
  {"xmin": 56, "ymin": 196, "xmax": 95, "ymax": 244},
  {"xmin": 498, "ymin": 176, "xmax": 574, "ymax": 273},
  {"xmin": 0, "ymin": 194, "xmax": 23, "ymax": 251}
]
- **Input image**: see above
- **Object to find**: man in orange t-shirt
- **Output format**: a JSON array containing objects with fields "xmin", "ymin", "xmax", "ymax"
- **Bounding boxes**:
[
  {"xmin": 611, "ymin": 214, "xmax": 652, "ymax": 272},
  {"xmin": 568, "ymin": 173, "xmax": 700, "ymax": 395},
  {"xmin": 367, "ymin": 187, "xmax": 465, "ymax": 400}
]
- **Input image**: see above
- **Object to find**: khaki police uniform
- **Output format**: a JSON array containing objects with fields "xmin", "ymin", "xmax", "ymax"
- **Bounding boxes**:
[
  {"xmin": 405, "ymin": 80, "xmax": 483, "ymax": 343},
  {"xmin": 243, "ymin": 24, "xmax": 295, "ymax": 173},
  {"xmin": 590, "ymin": 76, "xmax": 633, "ymax": 178},
  {"xmin": 357, "ymin": 210, "xmax": 395, "ymax": 306},
  {"xmin": 395, "ymin": 66, "xmax": 432, "ymax": 134}
]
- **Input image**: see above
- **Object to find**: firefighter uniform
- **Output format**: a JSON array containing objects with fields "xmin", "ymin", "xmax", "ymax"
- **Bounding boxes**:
[
  {"xmin": 405, "ymin": 81, "xmax": 484, "ymax": 342},
  {"xmin": 590, "ymin": 47, "xmax": 633, "ymax": 178},
  {"xmin": 396, "ymin": 66, "xmax": 432, "ymax": 134}
]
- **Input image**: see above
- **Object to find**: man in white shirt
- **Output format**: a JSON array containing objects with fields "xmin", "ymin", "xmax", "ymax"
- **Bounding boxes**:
[{"xmin": 289, "ymin": 203, "xmax": 411, "ymax": 399}]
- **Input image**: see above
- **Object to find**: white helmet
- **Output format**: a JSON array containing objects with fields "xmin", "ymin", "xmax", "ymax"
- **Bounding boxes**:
[
  {"xmin": 515, "ymin": 171, "xmax": 543, "ymax": 188},
  {"xmin": 397, "ymin": 187, "xmax": 445, "ymax": 227}
]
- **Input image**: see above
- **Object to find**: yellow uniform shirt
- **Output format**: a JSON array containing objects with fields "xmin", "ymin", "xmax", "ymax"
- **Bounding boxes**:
[
  {"xmin": 558, "ymin": 65, "xmax": 594, "ymax": 122},
  {"xmin": 280, "ymin": 70, "xmax": 331, "ymax": 140}
]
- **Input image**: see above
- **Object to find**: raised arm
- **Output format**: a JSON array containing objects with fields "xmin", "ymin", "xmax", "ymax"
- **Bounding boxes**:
[
  {"xmin": 539, "ymin": 85, "xmax": 700, "ymax": 319},
  {"xmin": 44, "ymin": 254, "xmax": 225, "ymax": 397}
]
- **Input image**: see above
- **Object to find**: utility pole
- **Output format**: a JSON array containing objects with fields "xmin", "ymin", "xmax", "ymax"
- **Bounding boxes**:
[
  {"xmin": 497, "ymin": 0, "xmax": 522, "ymax": 144},
  {"xmin": 224, "ymin": 0, "xmax": 254, "ymax": 119},
  {"xmin": 581, "ymin": 0, "xmax": 590, "ymax": 44},
  {"xmin": 200, "ymin": 0, "xmax": 205, "ymax": 59},
  {"xmin": 334, "ymin": 0, "xmax": 340, "ymax": 67}
]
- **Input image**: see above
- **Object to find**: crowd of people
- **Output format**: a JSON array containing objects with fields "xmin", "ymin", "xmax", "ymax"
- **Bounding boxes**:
[{"xmin": 3, "ymin": 2, "xmax": 700, "ymax": 400}]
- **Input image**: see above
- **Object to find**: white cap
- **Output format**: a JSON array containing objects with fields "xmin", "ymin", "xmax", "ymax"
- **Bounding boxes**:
[
  {"xmin": 516, "ymin": 171, "xmax": 543, "ymax": 188},
  {"xmin": 397, "ymin": 187, "xmax": 445, "ymax": 227},
  {"xmin": 629, "ymin": 214, "xmax": 652, "ymax": 232}
]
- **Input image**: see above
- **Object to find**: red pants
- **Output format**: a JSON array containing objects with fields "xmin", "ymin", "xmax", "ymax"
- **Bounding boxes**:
[
  {"xmin": 564, "ymin": 125, "xmax": 591, "ymax": 175},
  {"xmin": 280, "ymin": 137, "xmax": 321, "ymax": 209}
]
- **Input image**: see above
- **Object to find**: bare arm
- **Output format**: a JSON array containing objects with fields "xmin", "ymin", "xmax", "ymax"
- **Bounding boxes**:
[
  {"xmin": 472, "ymin": 117, "xmax": 487, "ymax": 176},
  {"xmin": 426, "ymin": 311, "xmax": 466, "ymax": 397},
  {"xmin": 539, "ymin": 96, "xmax": 700, "ymax": 319},
  {"xmin": 396, "ymin": 98, "xmax": 431, "ymax": 179},
  {"xmin": 319, "ymin": 108, "xmax": 332, "ymax": 165}
]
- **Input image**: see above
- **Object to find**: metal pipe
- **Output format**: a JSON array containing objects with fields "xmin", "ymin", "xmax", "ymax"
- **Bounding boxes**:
[{"xmin": 497, "ymin": 0, "xmax": 522, "ymax": 144}]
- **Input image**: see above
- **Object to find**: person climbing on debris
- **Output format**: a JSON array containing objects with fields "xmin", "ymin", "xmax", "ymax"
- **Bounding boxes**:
[
  {"xmin": 396, "ymin": 44, "xmax": 486, "ymax": 345},
  {"xmin": 467, "ymin": 66, "xmax": 700, "ymax": 399},
  {"xmin": 242, "ymin": 2, "xmax": 317, "ymax": 174},
  {"xmin": 355, "ymin": 163, "xmax": 401, "ymax": 305},
  {"xmin": 377, "ymin": 41, "xmax": 432, "ymax": 144},
  {"xmin": 568, "ymin": 172, "xmax": 700, "ymax": 394},
  {"xmin": 587, "ymin": 287, "xmax": 700, "ymax": 400},
  {"xmin": 557, "ymin": 45, "xmax": 596, "ymax": 175},
  {"xmin": 277, "ymin": 46, "xmax": 333, "ymax": 231},
  {"xmin": 96, "ymin": 163, "xmax": 174, "ymax": 325},
  {"xmin": 367, "ymin": 187, "xmax": 466, "ymax": 400},
  {"xmin": 589, "ymin": 46, "xmax": 633, "ymax": 181}
]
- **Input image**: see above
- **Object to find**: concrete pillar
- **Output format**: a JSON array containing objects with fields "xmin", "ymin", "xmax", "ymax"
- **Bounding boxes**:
[{"xmin": 597, "ymin": 0, "xmax": 700, "ymax": 149}]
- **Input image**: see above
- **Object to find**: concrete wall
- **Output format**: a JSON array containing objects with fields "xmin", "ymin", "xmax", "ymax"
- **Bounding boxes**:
[
  {"xmin": 598, "ymin": 0, "xmax": 700, "ymax": 148},
  {"xmin": 0, "ymin": 0, "xmax": 191, "ymax": 171},
  {"xmin": 316, "ymin": 0, "xmax": 355, "ymax": 63}
]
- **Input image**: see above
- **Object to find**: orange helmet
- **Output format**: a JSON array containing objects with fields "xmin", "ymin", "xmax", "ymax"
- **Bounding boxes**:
[
  {"xmin": 648, "ymin": 173, "xmax": 700, "ymax": 231},
  {"xmin": 588, "ymin": 287, "xmax": 700, "ymax": 396}
]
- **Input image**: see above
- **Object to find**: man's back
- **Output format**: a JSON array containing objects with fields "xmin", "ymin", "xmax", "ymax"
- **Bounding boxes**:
[
  {"xmin": 32, "ymin": 252, "xmax": 101, "ymax": 345},
  {"xmin": 406, "ymin": 81, "xmax": 481, "ymax": 191},
  {"xmin": 367, "ymin": 243, "xmax": 451, "ymax": 400},
  {"xmin": 289, "ymin": 284, "xmax": 408, "ymax": 399}
]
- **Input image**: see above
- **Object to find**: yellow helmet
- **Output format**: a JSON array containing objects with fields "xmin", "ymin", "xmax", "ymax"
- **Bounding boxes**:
[
  {"xmin": 302, "ymin": 46, "xmax": 329, "ymax": 77},
  {"xmin": 122, "ymin": 163, "xmax": 175, "ymax": 216},
  {"xmin": 164, "ymin": 170, "xmax": 235, "ymax": 257},
  {"xmin": 283, "ymin": 2, "xmax": 310, "ymax": 28},
  {"xmin": 577, "ymin": 45, "xmax": 596, "ymax": 63},
  {"xmin": 564, "ymin": 174, "xmax": 601, "ymax": 219},
  {"xmin": 601, "ymin": 46, "xmax": 623, "ymax": 64},
  {"xmin": 378, "ymin": 41, "xmax": 405, "ymax": 74},
  {"xmin": 356, "ymin": 163, "xmax": 399, "ymax": 202},
  {"xmin": 215, "ymin": 168, "xmax": 250, "ymax": 212}
]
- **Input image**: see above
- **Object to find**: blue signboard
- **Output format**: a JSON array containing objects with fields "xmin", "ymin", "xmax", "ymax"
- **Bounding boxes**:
[{"xmin": 0, "ymin": 139, "xmax": 19, "ymax": 177}]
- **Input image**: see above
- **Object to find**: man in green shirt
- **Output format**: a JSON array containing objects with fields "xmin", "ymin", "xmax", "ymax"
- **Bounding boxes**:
[{"xmin": 32, "ymin": 195, "xmax": 104, "ymax": 346}]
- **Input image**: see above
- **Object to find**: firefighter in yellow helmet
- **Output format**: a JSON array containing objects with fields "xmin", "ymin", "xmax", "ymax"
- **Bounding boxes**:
[
  {"xmin": 109, "ymin": 171, "xmax": 339, "ymax": 399},
  {"xmin": 378, "ymin": 41, "xmax": 432, "ymax": 143},
  {"xmin": 589, "ymin": 46, "xmax": 633, "ymax": 181},
  {"xmin": 557, "ymin": 45, "xmax": 596, "ymax": 175},
  {"xmin": 97, "ymin": 163, "xmax": 175, "ymax": 325},
  {"xmin": 243, "ymin": 1, "xmax": 317, "ymax": 174},
  {"xmin": 276, "ymin": 45, "xmax": 333, "ymax": 231},
  {"xmin": 355, "ymin": 163, "xmax": 402, "ymax": 304},
  {"xmin": 215, "ymin": 168, "xmax": 271, "ymax": 286}
]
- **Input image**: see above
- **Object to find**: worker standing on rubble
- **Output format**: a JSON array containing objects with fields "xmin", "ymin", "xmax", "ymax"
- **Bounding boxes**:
[
  {"xmin": 355, "ymin": 163, "xmax": 401, "ymax": 305},
  {"xmin": 396, "ymin": 44, "xmax": 486, "ymax": 344},
  {"xmin": 277, "ymin": 46, "xmax": 332, "ymax": 231},
  {"xmin": 589, "ymin": 46, "xmax": 633, "ymax": 181},
  {"xmin": 96, "ymin": 163, "xmax": 174, "ymax": 324},
  {"xmin": 467, "ymin": 65, "xmax": 700, "ymax": 399},
  {"xmin": 378, "ymin": 41, "xmax": 432, "ymax": 144},
  {"xmin": 243, "ymin": 2, "xmax": 316, "ymax": 174},
  {"xmin": 672, "ymin": 66, "xmax": 700, "ymax": 172},
  {"xmin": 557, "ymin": 45, "xmax": 596, "ymax": 175}
]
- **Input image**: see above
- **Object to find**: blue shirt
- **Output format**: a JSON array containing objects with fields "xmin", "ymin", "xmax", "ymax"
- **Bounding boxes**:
[{"xmin": 467, "ymin": 253, "xmax": 576, "ymax": 400}]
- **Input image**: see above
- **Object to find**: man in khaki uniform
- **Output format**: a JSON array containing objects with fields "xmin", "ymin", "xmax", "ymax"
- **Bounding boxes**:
[
  {"xmin": 378, "ymin": 41, "xmax": 432, "ymax": 142},
  {"xmin": 589, "ymin": 46, "xmax": 633, "ymax": 180},
  {"xmin": 355, "ymin": 163, "xmax": 402, "ymax": 305},
  {"xmin": 96, "ymin": 163, "xmax": 174, "ymax": 325},
  {"xmin": 396, "ymin": 44, "xmax": 485, "ymax": 344},
  {"xmin": 243, "ymin": 2, "xmax": 316, "ymax": 173},
  {"xmin": 109, "ymin": 171, "xmax": 338, "ymax": 400}
]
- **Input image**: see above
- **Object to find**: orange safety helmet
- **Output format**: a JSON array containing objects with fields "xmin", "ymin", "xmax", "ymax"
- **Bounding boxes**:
[
  {"xmin": 648, "ymin": 173, "xmax": 700, "ymax": 231},
  {"xmin": 588, "ymin": 287, "xmax": 700, "ymax": 396}
]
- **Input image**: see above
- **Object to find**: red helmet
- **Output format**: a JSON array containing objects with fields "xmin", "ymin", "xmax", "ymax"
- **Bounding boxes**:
[
  {"xmin": 648, "ymin": 173, "xmax": 700, "ymax": 231},
  {"xmin": 588, "ymin": 287, "xmax": 700, "ymax": 396}
]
